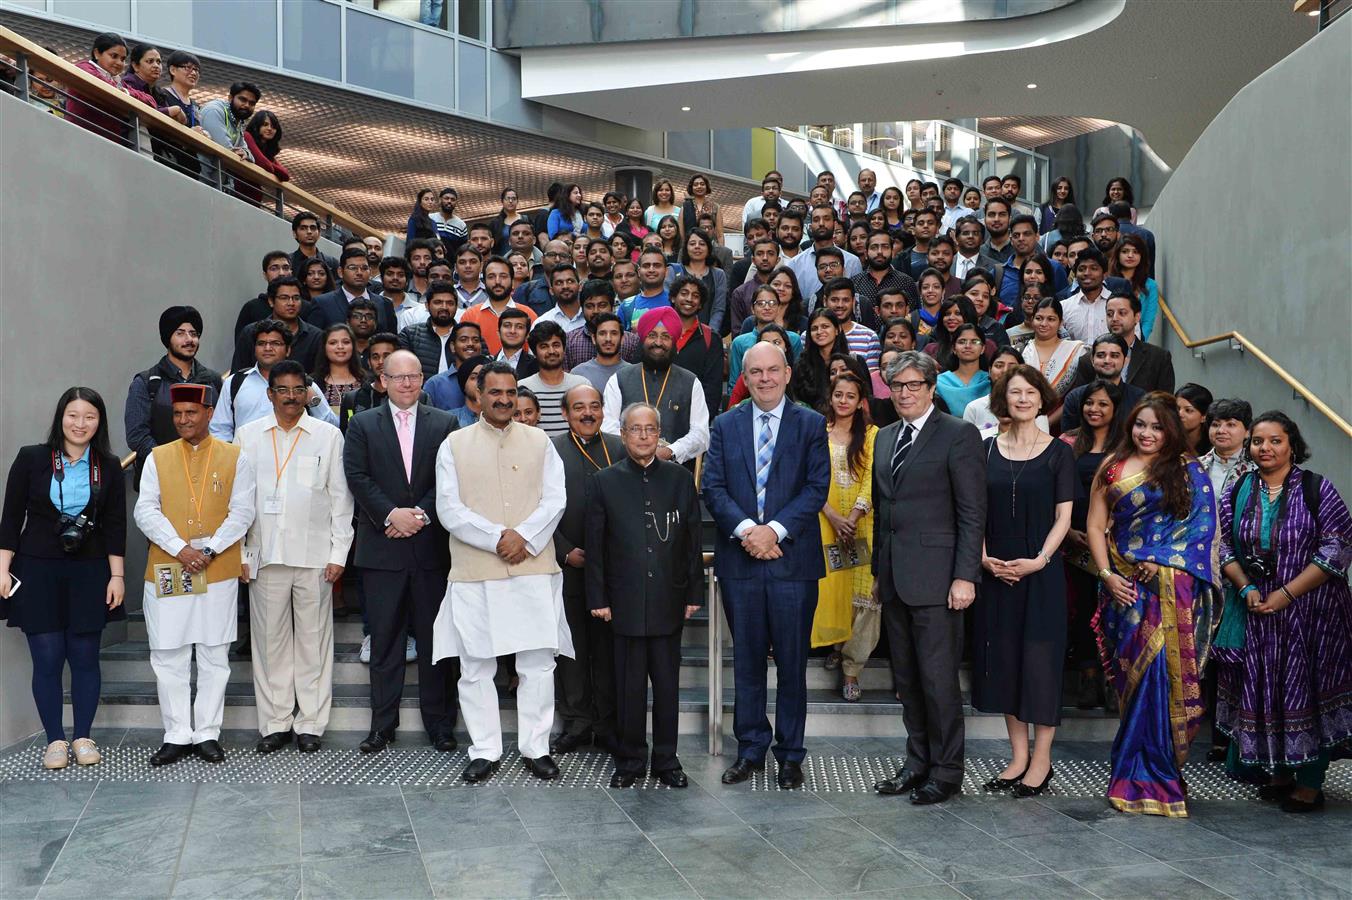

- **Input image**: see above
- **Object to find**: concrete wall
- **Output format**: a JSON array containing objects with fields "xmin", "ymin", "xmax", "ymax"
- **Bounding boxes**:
[
  {"xmin": 1148, "ymin": 18, "xmax": 1351, "ymax": 478},
  {"xmin": 1035, "ymin": 124, "xmax": 1173, "ymax": 217},
  {"xmin": 0, "ymin": 96, "xmax": 297, "ymax": 745}
]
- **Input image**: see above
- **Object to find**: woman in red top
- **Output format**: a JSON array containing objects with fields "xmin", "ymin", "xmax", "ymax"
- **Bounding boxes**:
[
  {"xmin": 65, "ymin": 32, "xmax": 158, "ymax": 147},
  {"xmin": 238, "ymin": 110, "xmax": 290, "ymax": 207}
]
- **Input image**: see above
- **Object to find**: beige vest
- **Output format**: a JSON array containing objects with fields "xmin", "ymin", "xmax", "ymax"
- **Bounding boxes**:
[
  {"xmin": 143, "ymin": 437, "xmax": 243, "ymax": 585},
  {"xmin": 447, "ymin": 420, "xmax": 560, "ymax": 582}
]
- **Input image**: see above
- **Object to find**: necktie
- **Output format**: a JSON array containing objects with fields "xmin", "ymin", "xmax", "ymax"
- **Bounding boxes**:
[
  {"xmin": 396, "ymin": 410, "xmax": 414, "ymax": 481},
  {"xmin": 891, "ymin": 423, "xmax": 915, "ymax": 483},
  {"xmin": 755, "ymin": 412, "xmax": 775, "ymax": 522}
]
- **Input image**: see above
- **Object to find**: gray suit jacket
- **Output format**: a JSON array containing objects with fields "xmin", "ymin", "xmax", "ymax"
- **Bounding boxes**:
[{"xmin": 871, "ymin": 409, "xmax": 987, "ymax": 606}]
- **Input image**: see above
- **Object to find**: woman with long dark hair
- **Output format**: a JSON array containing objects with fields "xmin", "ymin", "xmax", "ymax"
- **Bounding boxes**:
[
  {"xmin": 547, "ymin": 183, "xmax": 585, "ymax": 239},
  {"xmin": 237, "ymin": 109, "xmax": 290, "ymax": 207},
  {"xmin": 0, "ymin": 388, "xmax": 126, "ymax": 770},
  {"xmin": 792, "ymin": 307, "xmax": 848, "ymax": 412},
  {"xmin": 1038, "ymin": 177, "xmax": 1076, "ymax": 233},
  {"xmin": 487, "ymin": 188, "xmax": 528, "ymax": 253},
  {"xmin": 679, "ymin": 227, "xmax": 727, "ymax": 333},
  {"xmin": 912, "ymin": 268, "xmax": 947, "ymax": 339},
  {"xmin": 1094, "ymin": 177, "xmax": 1137, "ymax": 223},
  {"xmin": 406, "ymin": 189, "xmax": 439, "ymax": 244},
  {"xmin": 65, "ymin": 32, "xmax": 158, "ymax": 146},
  {"xmin": 1020, "ymin": 297, "xmax": 1084, "ymax": 424},
  {"xmin": 935, "ymin": 323, "xmax": 991, "ymax": 417},
  {"xmin": 682, "ymin": 173, "xmax": 721, "ymax": 243},
  {"xmin": 656, "ymin": 215, "xmax": 681, "ymax": 263},
  {"xmin": 924, "ymin": 297, "xmax": 996, "ymax": 370},
  {"xmin": 618, "ymin": 197, "xmax": 650, "ymax": 243},
  {"xmin": 728, "ymin": 284, "xmax": 805, "ymax": 387},
  {"xmin": 300, "ymin": 256, "xmax": 335, "ymax": 302},
  {"xmin": 1110, "ymin": 233, "xmax": 1160, "ymax": 340},
  {"xmin": 645, "ymin": 179, "xmax": 680, "ymax": 232},
  {"xmin": 963, "ymin": 274, "xmax": 1011, "ymax": 349},
  {"xmin": 1006, "ymin": 283, "xmax": 1052, "ymax": 352},
  {"xmin": 311, "ymin": 324, "xmax": 368, "ymax": 413},
  {"xmin": 1176, "ymin": 383, "xmax": 1214, "ymax": 456},
  {"xmin": 1088, "ymin": 393, "xmax": 1219, "ymax": 817}
]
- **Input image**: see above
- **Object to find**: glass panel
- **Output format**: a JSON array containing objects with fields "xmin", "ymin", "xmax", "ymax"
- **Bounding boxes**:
[
  {"xmin": 411, "ymin": 26, "xmax": 455, "ymax": 108},
  {"xmin": 712, "ymin": 129, "xmax": 752, "ymax": 179},
  {"xmin": 976, "ymin": 136, "xmax": 998, "ymax": 184},
  {"xmin": 365, "ymin": 0, "xmax": 446, "ymax": 30},
  {"xmin": 347, "ymin": 7, "xmax": 415, "ymax": 98},
  {"xmin": 458, "ymin": 0, "xmax": 485, "ymax": 40},
  {"xmin": 283, "ymin": 0, "xmax": 341, "ymax": 82},
  {"xmin": 774, "ymin": 131, "xmax": 809, "ymax": 195},
  {"xmin": 910, "ymin": 120, "xmax": 935, "ymax": 172},
  {"xmin": 137, "ymin": 0, "xmax": 193, "ymax": 46},
  {"xmin": 189, "ymin": 0, "xmax": 278, "ymax": 66},
  {"xmin": 667, "ymin": 130, "xmax": 711, "ymax": 169},
  {"xmin": 949, "ymin": 127, "xmax": 978, "ymax": 184},
  {"xmin": 51, "ymin": 0, "xmax": 130, "ymax": 30},
  {"xmin": 456, "ymin": 40, "xmax": 486, "ymax": 115},
  {"xmin": 489, "ymin": 50, "xmax": 541, "ymax": 130},
  {"xmin": 931, "ymin": 122, "xmax": 952, "ymax": 177}
]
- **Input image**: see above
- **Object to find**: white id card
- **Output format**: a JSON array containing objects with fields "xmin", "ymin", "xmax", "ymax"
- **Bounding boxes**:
[{"xmin": 262, "ymin": 495, "xmax": 284, "ymax": 515}]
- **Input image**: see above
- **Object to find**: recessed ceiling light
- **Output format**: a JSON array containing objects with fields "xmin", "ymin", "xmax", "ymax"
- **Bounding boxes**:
[
  {"xmin": 1026, "ymin": 83, "xmax": 1038, "ymax": 89},
  {"xmin": 680, "ymin": 105, "xmax": 691, "ymax": 111},
  {"xmin": 1307, "ymin": 8, "xmax": 1319, "ymax": 14}
]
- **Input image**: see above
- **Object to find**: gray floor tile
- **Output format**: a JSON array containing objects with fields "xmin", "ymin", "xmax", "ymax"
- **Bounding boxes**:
[
  {"xmin": 1259, "ymin": 841, "xmax": 1352, "ymax": 894},
  {"xmin": 302, "ymin": 850, "xmax": 433, "ymax": 899},
  {"xmin": 0, "ymin": 818, "xmax": 76, "ymax": 892},
  {"xmin": 1002, "ymin": 828, "xmax": 1153, "ymax": 873},
  {"xmin": 817, "ymin": 788, "xmax": 952, "ymax": 818},
  {"xmin": 857, "ymin": 887, "xmax": 968, "ymax": 899},
  {"xmin": 1088, "ymin": 811, "xmax": 1252, "ymax": 861},
  {"xmin": 194, "ymin": 782, "xmax": 299, "ymax": 810},
  {"xmin": 421, "ymin": 845, "xmax": 565, "ymax": 899},
  {"xmin": 177, "ymin": 798, "xmax": 302, "ymax": 875},
  {"xmin": 539, "ymin": 834, "xmax": 695, "ymax": 899},
  {"xmin": 652, "ymin": 824, "xmax": 822, "ymax": 898},
  {"xmin": 708, "ymin": 785, "xmax": 841, "ymax": 824},
  {"xmin": 1031, "ymin": 796, "xmax": 1120, "ymax": 824},
  {"xmin": 81, "ymin": 781, "xmax": 197, "ymax": 817},
  {"xmin": 525, "ymin": 821, "xmax": 642, "ymax": 843},
  {"xmin": 607, "ymin": 783, "xmax": 743, "ymax": 834},
  {"xmin": 300, "ymin": 797, "xmax": 417, "ymax": 860},
  {"xmin": 855, "ymin": 810, "xmax": 1050, "ymax": 884},
  {"xmin": 502, "ymin": 785, "xmax": 629, "ymax": 828},
  {"xmin": 0, "ymin": 783, "xmax": 96, "ymax": 825},
  {"xmin": 1060, "ymin": 861, "xmax": 1231, "ymax": 899},
  {"xmin": 402, "ymin": 786, "xmax": 529, "ymax": 854},
  {"xmin": 1175, "ymin": 854, "xmax": 1352, "ymax": 900},
  {"xmin": 37, "ymin": 873, "xmax": 175, "ymax": 898},
  {"xmin": 300, "ymin": 783, "xmax": 401, "ymax": 806},
  {"xmin": 42, "ymin": 809, "xmax": 190, "ymax": 885},
  {"xmin": 752, "ymin": 815, "xmax": 939, "ymax": 894},
  {"xmin": 948, "ymin": 797, "xmax": 1088, "ymax": 839},
  {"xmin": 953, "ymin": 873, "xmax": 1097, "ymax": 899},
  {"xmin": 170, "ymin": 864, "xmax": 302, "ymax": 899}
]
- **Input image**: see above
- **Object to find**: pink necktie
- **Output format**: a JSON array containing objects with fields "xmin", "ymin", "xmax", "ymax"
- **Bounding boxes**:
[{"xmin": 396, "ymin": 410, "xmax": 413, "ymax": 481}]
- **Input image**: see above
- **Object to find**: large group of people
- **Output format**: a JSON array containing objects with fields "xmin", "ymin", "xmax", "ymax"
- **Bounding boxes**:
[{"xmin": 1, "ymin": 30, "xmax": 1348, "ymax": 816}]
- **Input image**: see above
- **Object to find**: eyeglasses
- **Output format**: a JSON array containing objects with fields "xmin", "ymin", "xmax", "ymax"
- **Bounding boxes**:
[
  {"xmin": 624, "ymin": 425, "xmax": 661, "ymax": 436},
  {"xmin": 889, "ymin": 380, "xmax": 929, "ymax": 394},
  {"xmin": 255, "ymin": 340, "xmax": 286, "ymax": 349},
  {"xmin": 270, "ymin": 386, "xmax": 308, "ymax": 397},
  {"xmin": 1092, "ymin": 227, "xmax": 1117, "ymax": 235},
  {"xmin": 349, "ymin": 311, "xmax": 376, "ymax": 321},
  {"xmin": 543, "ymin": 251, "xmax": 568, "ymax": 259},
  {"xmin": 172, "ymin": 329, "xmax": 200, "ymax": 340},
  {"xmin": 753, "ymin": 299, "xmax": 781, "ymax": 309},
  {"xmin": 384, "ymin": 373, "xmax": 422, "ymax": 385}
]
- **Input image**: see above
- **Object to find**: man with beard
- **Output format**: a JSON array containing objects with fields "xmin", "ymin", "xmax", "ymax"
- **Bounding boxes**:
[
  {"xmin": 790, "ymin": 204, "xmax": 862, "ymax": 298},
  {"xmin": 405, "ymin": 238, "xmax": 439, "ymax": 299},
  {"xmin": 496, "ymin": 308, "xmax": 538, "ymax": 377},
  {"xmin": 519, "ymin": 322, "xmax": 589, "ymax": 436},
  {"xmin": 586, "ymin": 402, "xmax": 702, "ymax": 788},
  {"xmin": 288, "ymin": 211, "xmax": 338, "ymax": 283},
  {"xmin": 775, "ymin": 209, "xmax": 805, "ymax": 263},
  {"xmin": 564, "ymin": 281, "xmax": 641, "ymax": 370},
  {"xmin": 379, "ymin": 257, "xmax": 426, "ymax": 330},
  {"xmin": 900, "ymin": 209, "xmax": 940, "ymax": 279},
  {"xmin": 236, "ymin": 361, "xmax": 353, "ymax": 754},
  {"xmin": 535, "ymin": 264, "xmax": 586, "ymax": 332},
  {"xmin": 423, "ymin": 322, "xmax": 484, "ymax": 412},
  {"xmin": 998, "ymin": 215, "xmax": 1066, "ymax": 304},
  {"xmin": 951, "ymin": 216, "xmax": 1001, "ymax": 282},
  {"xmin": 306, "ymin": 248, "xmax": 397, "ymax": 334},
  {"xmin": 514, "ymin": 239, "xmax": 571, "ymax": 314},
  {"xmin": 399, "ymin": 282, "xmax": 459, "ymax": 378},
  {"xmin": 851, "ymin": 230, "xmax": 918, "ymax": 332},
  {"xmin": 571, "ymin": 313, "xmax": 630, "ymax": 394},
  {"xmin": 616, "ymin": 250, "xmax": 673, "ymax": 331},
  {"xmin": 1090, "ymin": 213, "xmax": 1120, "ymax": 255},
  {"xmin": 432, "ymin": 362, "xmax": 572, "ymax": 783},
  {"xmin": 233, "ymin": 277, "xmax": 323, "ymax": 372},
  {"xmin": 430, "ymin": 187, "xmax": 467, "ymax": 258},
  {"xmin": 1058, "ymin": 333, "xmax": 1144, "ymax": 432},
  {"xmin": 549, "ymin": 384, "xmax": 624, "ymax": 755},
  {"xmin": 234, "ymin": 251, "xmax": 296, "ymax": 342},
  {"xmin": 199, "ymin": 81, "xmax": 258, "ymax": 186},
  {"xmin": 127, "ymin": 306, "xmax": 224, "ymax": 489},
  {"xmin": 981, "ymin": 198, "xmax": 1013, "ymax": 263},
  {"xmin": 670, "ymin": 274, "xmax": 726, "ymax": 420},
  {"xmin": 460, "ymin": 257, "xmax": 537, "ymax": 356},
  {"xmin": 585, "ymin": 240, "xmax": 613, "ymax": 282},
  {"xmin": 925, "ymin": 235, "xmax": 963, "ymax": 297},
  {"xmin": 466, "ymin": 222, "xmax": 496, "ymax": 260},
  {"xmin": 346, "ymin": 299, "xmax": 380, "ymax": 366},
  {"xmin": 602, "ymin": 307, "xmax": 709, "ymax": 466},
  {"xmin": 1068, "ymin": 294, "xmax": 1174, "ymax": 396},
  {"xmin": 453, "ymin": 246, "xmax": 487, "ymax": 310},
  {"xmin": 728, "ymin": 238, "xmax": 781, "ymax": 329}
]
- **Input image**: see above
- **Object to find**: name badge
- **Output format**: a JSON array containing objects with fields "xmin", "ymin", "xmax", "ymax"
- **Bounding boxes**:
[{"xmin": 262, "ymin": 495, "xmax": 284, "ymax": 516}]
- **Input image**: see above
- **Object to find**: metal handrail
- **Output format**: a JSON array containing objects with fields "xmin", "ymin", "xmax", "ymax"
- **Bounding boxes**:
[
  {"xmin": 120, "ymin": 452, "xmax": 137, "ymax": 471},
  {"xmin": 1156, "ymin": 297, "xmax": 1352, "ymax": 438},
  {"xmin": 702, "ymin": 551, "xmax": 722, "ymax": 755},
  {"xmin": 0, "ymin": 26, "xmax": 384, "ymax": 241}
]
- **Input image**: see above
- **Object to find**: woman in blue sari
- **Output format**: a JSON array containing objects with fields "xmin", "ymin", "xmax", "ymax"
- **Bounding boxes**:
[{"xmin": 1087, "ymin": 393, "xmax": 1219, "ymax": 817}]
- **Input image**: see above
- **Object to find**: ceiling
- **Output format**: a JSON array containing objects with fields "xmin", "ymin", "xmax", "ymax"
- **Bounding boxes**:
[{"xmin": 518, "ymin": 0, "xmax": 1316, "ymax": 167}]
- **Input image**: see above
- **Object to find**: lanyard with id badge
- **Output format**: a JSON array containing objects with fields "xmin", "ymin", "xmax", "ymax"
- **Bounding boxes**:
[
  {"xmin": 156, "ymin": 441, "xmax": 217, "ymax": 598},
  {"xmin": 264, "ymin": 426, "xmax": 303, "ymax": 516}
]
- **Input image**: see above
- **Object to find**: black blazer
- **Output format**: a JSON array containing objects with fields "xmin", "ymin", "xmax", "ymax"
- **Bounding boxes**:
[
  {"xmin": 0, "ymin": 445, "xmax": 126, "ymax": 560},
  {"xmin": 1070, "ymin": 338, "xmax": 1175, "ymax": 395},
  {"xmin": 343, "ymin": 403, "xmax": 456, "ymax": 571},
  {"xmin": 304, "ymin": 288, "xmax": 398, "ymax": 335},
  {"xmin": 585, "ymin": 457, "xmax": 703, "ymax": 637}
]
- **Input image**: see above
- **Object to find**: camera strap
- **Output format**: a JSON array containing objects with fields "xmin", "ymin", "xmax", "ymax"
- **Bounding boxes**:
[
  {"xmin": 1231, "ymin": 470, "xmax": 1293, "ymax": 561},
  {"xmin": 51, "ymin": 449, "xmax": 102, "ymax": 521}
]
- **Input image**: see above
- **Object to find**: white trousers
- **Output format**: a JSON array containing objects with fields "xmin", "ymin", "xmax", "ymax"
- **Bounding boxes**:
[
  {"xmin": 149, "ymin": 642, "xmax": 230, "ymax": 744},
  {"xmin": 249, "ymin": 565, "xmax": 334, "ymax": 736},
  {"xmin": 460, "ymin": 648, "xmax": 556, "ymax": 761}
]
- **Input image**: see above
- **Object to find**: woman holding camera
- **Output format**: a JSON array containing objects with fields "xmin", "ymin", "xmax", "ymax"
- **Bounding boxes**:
[
  {"xmin": 0, "ymin": 388, "xmax": 126, "ymax": 769},
  {"xmin": 1214, "ymin": 412, "xmax": 1352, "ymax": 813}
]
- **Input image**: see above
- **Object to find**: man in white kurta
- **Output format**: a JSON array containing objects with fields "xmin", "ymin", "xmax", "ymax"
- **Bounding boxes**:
[
  {"xmin": 236, "ymin": 361, "xmax": 353, "ymax": 753},
  {"xmin": 133, "ymin": 383, "xmax": 255, "ymax": 765},
  {"xmin": 432, "ymin": 361, "xmax": 573, "ymax": 782}
]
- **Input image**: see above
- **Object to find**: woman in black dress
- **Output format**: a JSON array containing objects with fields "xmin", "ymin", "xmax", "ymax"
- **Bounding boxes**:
[{"xmin": 974, "ymin": 365, "xmax": 1075, "ymax": 797}]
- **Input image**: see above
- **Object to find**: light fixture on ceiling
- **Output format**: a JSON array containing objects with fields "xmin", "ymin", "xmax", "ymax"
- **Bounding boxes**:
[
  {"xmin": 1307, "ymin": 8, "xmax": 1319, "ymax": 14},
  {"xmin": 1026, "ymin": 83, "xmax": 1038, "ymax": 89},
  {"xmin": 680, "ymin": 105, "xmax": 691, "ymax": 111}
]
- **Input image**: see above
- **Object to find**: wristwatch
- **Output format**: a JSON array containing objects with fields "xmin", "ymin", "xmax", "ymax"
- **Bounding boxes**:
[
  {"xmin": 1097, "ymin": 567, "xmax": 1113, "ymax": 580},
  {"xmin": 201, "ymin": 548, "xmax": 217, "ymax": 561}
]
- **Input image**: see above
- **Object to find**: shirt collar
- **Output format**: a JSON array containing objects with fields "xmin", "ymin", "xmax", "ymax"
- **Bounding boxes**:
[
  {"xmin": 342, "ymin": 286, "xmax": 370, "ymax": 303},
  {"xmin": 902, "ymin": 402, "xmax": 936, "ymax": 432},
  {"xmin": 268, "ymin": 412, "xmax": 313, "ymax": 434},
  {"xmin": 751, "ymin": 395, "xmax": 788, "ymax": 424}
]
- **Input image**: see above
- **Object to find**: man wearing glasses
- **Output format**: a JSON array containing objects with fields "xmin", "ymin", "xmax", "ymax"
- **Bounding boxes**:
[
  {"xmin": 210, "ymin": 320, "xmax": 337, "ymax": 442},
  {"xmin": 232, "ymin": 277, "xmax": 323, "ymax": 372},
  {"xmin": 306, "ymin": 247, "xmax": 398, "ymax": 334},
  {"xmin": 512, "ymin": 239, "xmax": 572, "ymax": 315}
]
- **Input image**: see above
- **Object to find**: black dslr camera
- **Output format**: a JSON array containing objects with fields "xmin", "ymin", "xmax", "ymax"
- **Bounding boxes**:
[
  {"xmin": 1240, "ymin": 551, "xmax": 1276, "ymax": 581},
  {"xmin": 57, "ymin": 511, "xmax": 96, "ymax": 553}
]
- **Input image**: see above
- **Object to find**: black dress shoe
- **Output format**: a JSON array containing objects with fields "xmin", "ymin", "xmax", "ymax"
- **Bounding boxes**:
[
  {"xmin": 296, "ymin": 733, "xmax": 322, "ymax": 753},
  {"xmin": 194, "ymin": 740, "xmax": 225, "ymax": 763},
  {"xmin": 550, "ymin": 732, "xmax": 592, "ymax": 755},
  {"xmin": 777, "ymin": 761, "xmax": 804, "ymax": 790},
  {"xmin": 462, "ymin": 757, "xmax": 500, "ymax": 783},
  {"xmin": 1013, "ymin": 767, "xmax": 1055, "ymax": 798},
  {"xmin": 256, "ymin": 731, "xmax": 292, "ymax": 754},
  {"xmin": 721, "ymin": 758, "xmax": 765, "ymax": 785},
  {"xmin": 657, "ymin": 768, "xmax": 688, "ymax": 788},
  {"xmin": 359, "ymin": 729, "xmax": 397, "ymax": 753},
  {"xmin": 609, "ymin": 771, "xmax": 638, "ymax": 788},
  {"xmin": 1258, "ymin": 781, "xmax": 1295, "ymax": 802},
  {"xmin": 523, "ymin": 755, "xmax": 561, "ymax": 780},
  {"xmin": 874, "ymin": 767, "xmax": 927, "ymax": 796},
  {"xmin": 230, "ymin": 637, "xmax": 251, "ymax": 660},
  {"xmin": 1280, "ymin": 790, "xmax": 1325, "ymax": 813},
  {"xmin": 982, "ymin": 766, "xmax": 1028, "ymax": 792},
  {"xmin": 432, "ymin": 735, "xmax": 458, "ymax": 753},
  {"xmin": 1205, "ymin": 745, "xmax": 1229, "ymax": 763},
  {"xmin": 150, "ymin": 742, "xmax": 192, "ymax": 767},
  {"xmin": 910, "ymin": 778, "xmax": 961, "ymax": 805}
]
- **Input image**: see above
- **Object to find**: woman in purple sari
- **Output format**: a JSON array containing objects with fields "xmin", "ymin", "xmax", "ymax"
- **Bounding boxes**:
[
  {"xmin": 1087, "ymin": 393, "xmax": 1218, "ymax": 817},
  {"xmin": 1215, "ymin": 412, "xmax": 1352, "ymax": 813}
]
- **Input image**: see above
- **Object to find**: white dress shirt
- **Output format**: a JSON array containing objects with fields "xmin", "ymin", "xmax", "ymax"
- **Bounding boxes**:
[
  {"xmin": 600, "ymin": 371, "xmax": 710, "ymax": 464},
  {"xmin": 391, "ymin": 294, "xmax": 429, "ymax": 330},
  {"xmin": 733, "ymin": 396, "xmax": 789, "ymax": 541},
  {"xmin": 236, "ymin": 413, "xmax": 354, "ymax": 572},
  {"xmin": 788, "ymin": 244, "xmax": 864, "ymax": 299},
  {"xmin": 1061, "ymin": 288, "xmax": 1113, "ymax": 344}
]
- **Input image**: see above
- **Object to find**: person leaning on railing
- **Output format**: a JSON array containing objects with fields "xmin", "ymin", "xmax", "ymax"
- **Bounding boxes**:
[
  {"xmin": 0, "ymin": 388, "xmax": 127, "ymax": 771},
  {"xmin": 63, "ymin": 32, "xmax": 157, "ymax": 147}
]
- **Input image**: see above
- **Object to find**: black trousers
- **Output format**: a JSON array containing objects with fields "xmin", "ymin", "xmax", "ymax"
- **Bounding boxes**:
[
  {"xmin": 556, "ymin": 587, "xmax": 616, "ymax": 740},
  {"xmin": 362, "ymin": 567, "xmax": 458, "ymax": 737},
  {"xmin": 882, "ymin": 600, "xmax": 965, "ymax": 786},
  {"xmin": 613, "ymin": 630, "xmax": 682, "ymax": 776}
]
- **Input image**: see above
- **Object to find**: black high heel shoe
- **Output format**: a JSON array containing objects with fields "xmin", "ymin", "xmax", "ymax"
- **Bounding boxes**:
[
  {"xmin": 983, "ymin": 766, "xmax": 1028, "ymax": 792},
  {"xmin": 1013, "ymin": 766, "xmax": 1055, "ymax": 798}
]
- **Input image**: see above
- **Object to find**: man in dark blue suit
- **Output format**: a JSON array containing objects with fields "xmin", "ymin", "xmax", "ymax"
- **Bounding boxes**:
[
  {"xmin": 305, "ymin": 247, "xmax": 398, "ymax": 335},
  {"xmin": 702, "ymin": 341, "xmax": 830, "ymax": 789}
]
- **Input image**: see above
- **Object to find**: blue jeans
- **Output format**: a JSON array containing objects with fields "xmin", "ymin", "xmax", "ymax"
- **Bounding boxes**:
[{"xmin": 420, "ymin": 0, "xmax": 445, "ymax": 28}]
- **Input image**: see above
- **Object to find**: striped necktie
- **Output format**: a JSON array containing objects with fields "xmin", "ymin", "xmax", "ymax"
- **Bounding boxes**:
[
  {"xmin": 755, "ymin": 412, "xmax": 774, "ymax": 521},
  {"xmin": 891, "ymin": 423, "xmax": 915, "ymax": 484}
]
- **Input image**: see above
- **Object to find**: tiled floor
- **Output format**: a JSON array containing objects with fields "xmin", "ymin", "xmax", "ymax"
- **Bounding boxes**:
[{"xmin": 1, "ymin": 731, "xmax": 1349, "ymax": 900}]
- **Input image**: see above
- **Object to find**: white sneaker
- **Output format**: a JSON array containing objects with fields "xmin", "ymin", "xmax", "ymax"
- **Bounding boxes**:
[
  {"xmin": 359, "ymin": 634, "xmax": 372, "ymax": 664},
  {"xmin": 71, "ymin": 738, "xmax": 102, "ymax": 766},
  {"xmin": 42, "ymin": 740, "xmax": 70, "ymax": 770},
  {"xmin": 405, "ymin": 636, "xmax": 418, "ymax": 663}
]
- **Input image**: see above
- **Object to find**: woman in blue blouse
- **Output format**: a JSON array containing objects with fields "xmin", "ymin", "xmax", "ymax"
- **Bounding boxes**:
[
  {"xmin": 935, "ymin": 323, "xmax": 992, "ymax": 417},
  {"xmin": 546, "ymin": 184, "xmax": 585, "ymax": 239}
]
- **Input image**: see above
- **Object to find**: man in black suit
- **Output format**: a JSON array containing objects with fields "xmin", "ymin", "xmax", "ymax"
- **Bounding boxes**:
[
  {"xmin": 1068, "ymin": 294, "xmax": 1175, "ymax": 396},
  {"xmin": 342, "ymin": 349, "xmax": 458, "ymax": 753},
  {"xmin": 549, "ymin": 384, "xmax": 624, "ymax": 756},
  {"xmin": 1060, "ymin": 334, "xmax": 1146, "ymax": 433},
  {"xmin": 871, "ymin": 350, "xmax": 986, "ymax": 805},
  {"xmin": 306, "ymin": 247, "xmax": 398, "ymax": 334}
]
